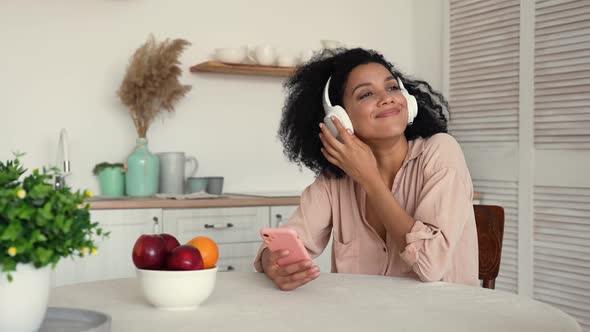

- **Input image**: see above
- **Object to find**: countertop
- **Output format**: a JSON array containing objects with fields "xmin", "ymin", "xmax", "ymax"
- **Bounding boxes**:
[
  {"xmin": 88, "ymin": 192, "xmax": 481, "ymax": 210},
  {"xmin": 88, "ymin": 194, "xmax": 301, "ymax": 210}
]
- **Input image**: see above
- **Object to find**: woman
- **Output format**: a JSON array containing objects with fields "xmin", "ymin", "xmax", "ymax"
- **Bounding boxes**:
[{"xmin": 254, "ymin": 48, "xmax": 478, "ymax": 290}]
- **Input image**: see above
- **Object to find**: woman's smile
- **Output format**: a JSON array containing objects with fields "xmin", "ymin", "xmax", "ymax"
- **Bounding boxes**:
[{"xmin": 375, "ymin": 108, "xmax": 401, "ymax": 118}]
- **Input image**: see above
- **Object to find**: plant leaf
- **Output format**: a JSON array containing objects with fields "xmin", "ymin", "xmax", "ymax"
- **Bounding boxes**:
[{"xmin": 0, "ymin": 221, "xmax": 22, "ymax": 240}]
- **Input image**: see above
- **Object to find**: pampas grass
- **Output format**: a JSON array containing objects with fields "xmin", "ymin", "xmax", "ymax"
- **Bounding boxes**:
[{"xmin": 118, "ymin": 35, "xmax": 192, "ymax": 138}]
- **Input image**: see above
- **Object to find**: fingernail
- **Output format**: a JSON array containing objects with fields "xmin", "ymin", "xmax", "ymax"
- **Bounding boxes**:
[
  {"xmin": 331, "ymin": 116, "xmax": 335, "ymax": 121},
  {"xmin": 319, "ymin": 123, "xmax": 323, "ymax": 128},
  {"xmin": 347, "ymin": 129, "xmax": 353, "ymax": 135},
  {"xmin": 303, "ymin": 261, "xmax": 313, "ymax": 267},
  {"xmin": 282, "ymin": 250, "xmax": 290, "ymax": 256}
]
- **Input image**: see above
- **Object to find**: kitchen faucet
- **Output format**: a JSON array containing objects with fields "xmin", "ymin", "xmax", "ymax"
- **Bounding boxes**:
[{"xmin": 54, "ymin": 128, "xmax": 71, "ymax": 190}]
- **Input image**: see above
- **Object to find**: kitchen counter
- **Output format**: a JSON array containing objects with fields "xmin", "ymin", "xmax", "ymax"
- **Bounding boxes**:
[
  {"xmin": 88, "ymin": 194, "xmax": 300, "ymax": 210},
  {"xmin": 88, "ymin": 192, "xmax": 481, "ymax": 210}
]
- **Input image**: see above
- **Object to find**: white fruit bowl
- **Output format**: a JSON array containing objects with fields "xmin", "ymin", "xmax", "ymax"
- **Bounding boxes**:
[{"xmin": 136, "ymin": 267, "xmax": 217, "ymax": 310}]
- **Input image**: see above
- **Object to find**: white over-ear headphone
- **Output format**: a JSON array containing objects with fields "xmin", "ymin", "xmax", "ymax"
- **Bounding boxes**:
[
  {"xmin": 322, "ymin": 77, "xmax": 354, "ymax": 139},
  {"xmin": 322, "ymin": 76, "xmax": 419, "ymax": 139},
  {"xmin": 397, "ymin": 78, "xmax": 418, "ymax": 125}
]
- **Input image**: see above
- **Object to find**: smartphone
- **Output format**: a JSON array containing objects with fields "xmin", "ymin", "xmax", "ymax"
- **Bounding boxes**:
[{"xmin": 260, "ymin": 228, "xmax": 310, "ymax": 266}]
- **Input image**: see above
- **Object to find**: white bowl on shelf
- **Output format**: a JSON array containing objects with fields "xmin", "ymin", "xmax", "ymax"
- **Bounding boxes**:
[
  {"xmin": 277, "ymin": 53, "xmax": 298, "ymax": 67},
  {"xmin": 136, "ymin": 267, "xmax": 217, "ymax": 310},
  {"xmin": 213, "ymin": 47, "xmax": 247, "ymax": 64}
]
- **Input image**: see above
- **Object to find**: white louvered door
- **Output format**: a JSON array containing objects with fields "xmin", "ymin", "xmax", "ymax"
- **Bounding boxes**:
[
  {"xmin": 446, "ymin": 1, "xmax": 590, "ymax": 330},
  {"xmin": 447, "ymin": 0, "xmax": 520, "ymax": 143},
  {"xmin": 446, "ymin": 0, "xmax": 521, "ymax": 293},
  {"xmin": 532, "ymin": 1, "xmax": 590, "ymax": 330},
  {"xmin": 532, "ymin": 186, "xmax": 590, "ymax": 330},
  {"xmin": 534, "ymin": 0, "xmax": 590, "ymax": 149}
]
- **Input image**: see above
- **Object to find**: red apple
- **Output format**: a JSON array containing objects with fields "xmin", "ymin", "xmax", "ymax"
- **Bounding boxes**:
[
  {"xmin": 132, "ymin": 234, "xmax": 166, "ymax": 270},
  {"xmin": 159, "ymin": 233, "xmax": 180, "ymax": 255},
  {"xmin": 165, "ymin": 245, "xmax": 204, "ymax": 271}
]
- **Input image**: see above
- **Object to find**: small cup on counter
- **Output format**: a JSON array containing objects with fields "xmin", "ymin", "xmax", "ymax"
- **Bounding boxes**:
[
  {"xmin": 187, "ymin": 177, "xmax": 208, "ymax": 194},
  {"xmin": 206, "ymin": 177, "xmax": 224, "ymax": 195}
]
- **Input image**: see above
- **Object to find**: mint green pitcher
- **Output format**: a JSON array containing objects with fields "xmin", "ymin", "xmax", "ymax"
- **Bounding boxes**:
[{"xmin": 125, "ymin": 138, "xmax": 159, "ymax": 197}]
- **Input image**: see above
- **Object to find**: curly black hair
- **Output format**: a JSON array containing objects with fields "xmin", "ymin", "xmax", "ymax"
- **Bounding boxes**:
[{"xmin": 278, "ymin": 47, "xmax": 449, "ymax": 179}]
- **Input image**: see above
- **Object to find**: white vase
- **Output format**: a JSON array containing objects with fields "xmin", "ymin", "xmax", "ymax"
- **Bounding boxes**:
[{"xmin": 0, "ymin": 263, "xmax": 51, "ymax": 332}]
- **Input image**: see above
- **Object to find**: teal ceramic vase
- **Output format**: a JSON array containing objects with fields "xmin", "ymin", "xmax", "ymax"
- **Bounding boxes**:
[
  {"xmin": 97, "ymin": 166, "xmax": 125, "ymax": 196},
  {"xmin": 125, "ymin": 138, "xmax": 159, "ymax": 197}
]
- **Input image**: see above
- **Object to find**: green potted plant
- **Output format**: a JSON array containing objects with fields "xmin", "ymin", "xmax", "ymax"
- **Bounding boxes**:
[
  {"xmin": 0, "ymin": 153, "xmax": 108, "ymax": 332},
  {"xmin": 93, "ymin": 162, "xmax": 125, "ymax": 196}
]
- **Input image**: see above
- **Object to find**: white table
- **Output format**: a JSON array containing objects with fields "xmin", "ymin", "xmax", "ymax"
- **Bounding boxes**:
[{"xmin": 49, "ymin": 272, "xmax": 581, "ymax": 332}]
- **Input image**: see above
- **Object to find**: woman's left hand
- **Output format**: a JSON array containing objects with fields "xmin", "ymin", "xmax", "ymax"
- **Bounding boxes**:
[{"xmin": 319, "ymin": 116, "xmax": 379, "ymax": 186}]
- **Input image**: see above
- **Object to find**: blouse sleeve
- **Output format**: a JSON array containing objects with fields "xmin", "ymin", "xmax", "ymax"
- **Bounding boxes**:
[
  {"xmin": 399, "ymin": 135, "xmax": 475, "ymax": 282},
  {"xmin": 253, "ymin": 175, "xmax": 333, "ymax": 272}
]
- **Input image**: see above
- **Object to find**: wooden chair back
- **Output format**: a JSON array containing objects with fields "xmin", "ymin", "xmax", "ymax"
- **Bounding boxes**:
[{"xmin": 473, "ymin": 205, "xmax": 505, "ymax": 289}]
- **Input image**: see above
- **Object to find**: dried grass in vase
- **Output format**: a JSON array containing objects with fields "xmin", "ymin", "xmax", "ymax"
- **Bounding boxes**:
[{"xmin": 118, "ymin": 34, "xmax": 192, "ymax": 138}]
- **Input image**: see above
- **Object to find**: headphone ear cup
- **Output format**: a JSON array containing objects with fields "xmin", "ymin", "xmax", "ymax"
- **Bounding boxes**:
[
  {"xmin": 323, "ymin": 112, "xmax": 339, "ymax": 138},
  {"xmin": 333, "ymin": 106, "xmax": 354, "ymax": 133},
  {"xmin": 323, "ymin": 106, "xmax": 354, "ymax": 139},
  {"xmin": 403, "ymin": 92, "xmax": 418, "ymax": 125}
]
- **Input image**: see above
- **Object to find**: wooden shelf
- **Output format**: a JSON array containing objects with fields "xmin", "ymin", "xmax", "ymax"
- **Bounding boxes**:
[{"xmin": 190, "ymin": 61, "xmax": 295, "ymax": 77}]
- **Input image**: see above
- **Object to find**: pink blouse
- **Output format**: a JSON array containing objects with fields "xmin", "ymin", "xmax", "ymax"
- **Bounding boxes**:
[{"xmin": 254, "ymin": 133, "xmax": 479, "ymax": 286}]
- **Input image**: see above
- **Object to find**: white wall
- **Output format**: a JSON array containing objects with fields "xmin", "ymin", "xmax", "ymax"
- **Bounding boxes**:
[{"xmin": 0, "ymin": 0, "xmax": 443, "ymax": 194}]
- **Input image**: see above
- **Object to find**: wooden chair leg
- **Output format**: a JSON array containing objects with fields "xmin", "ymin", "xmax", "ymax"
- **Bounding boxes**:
[{"xmin": 482, "ymin": 279, "xmax": 495, "ymax": 289}]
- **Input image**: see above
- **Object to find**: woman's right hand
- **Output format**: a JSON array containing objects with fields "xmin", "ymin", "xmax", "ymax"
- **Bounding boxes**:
[{"xmin": 261, "ymin": 248, "xmax": 320, "ymax": 291}]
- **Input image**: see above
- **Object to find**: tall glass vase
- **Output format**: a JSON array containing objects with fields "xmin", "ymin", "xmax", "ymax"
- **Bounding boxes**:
[{"xmin": 126, "ymin": 138, "xmax": 159, "ymax": 197}]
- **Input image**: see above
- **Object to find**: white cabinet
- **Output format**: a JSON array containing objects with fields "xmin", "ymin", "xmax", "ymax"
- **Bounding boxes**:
[
  {"xmin": 51, "ymin": 209, "xmax": 162, "ymax": 287},
  {"xmin": 270, "ymin": 206, "xmax": 333, "ymax": 273},
  {"xmin": 216, "ymin": 243, "xmax": 263, "ymax": 272},
  {"xmin": 162, "ymin": 207, "xmax": 269, "ymax": 272},
  {"xmin": 52, "ymin": 203, "xmax": 330, "ymax": 284},
  {"xmin": 269, "ymin": 205, "xmax": 298, "ymax": 228}
]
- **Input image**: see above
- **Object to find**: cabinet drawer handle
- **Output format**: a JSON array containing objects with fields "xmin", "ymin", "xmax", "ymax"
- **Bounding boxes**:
[
  {"xmin": 204, "ymin": 222, "xmax": 234, "ymax": 229},
  {"xmin": 276, "ymin": 213, "xmax": 285, "ymax": 227},
  {"xmin": 219, "ymin": 265, "xmax": 235, "ymax": 272},
  {"xmin": 152, "ymin": 216, "xmax": 160, "ymax": 234}
]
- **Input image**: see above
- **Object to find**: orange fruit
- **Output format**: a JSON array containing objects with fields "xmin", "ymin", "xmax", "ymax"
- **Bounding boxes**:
[{"xmin": 187, "ymin": 236, "xmax": 219, "ymax": 269}]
